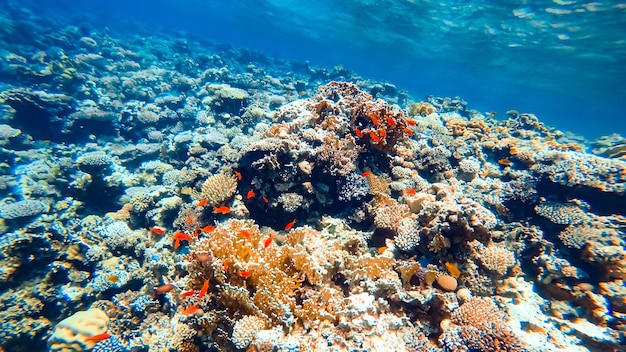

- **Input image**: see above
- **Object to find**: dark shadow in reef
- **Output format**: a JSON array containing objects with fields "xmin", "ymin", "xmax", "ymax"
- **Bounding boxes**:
[{"xmin": 535, "ymin": 178, "xmax": 626, "ymax": 216}]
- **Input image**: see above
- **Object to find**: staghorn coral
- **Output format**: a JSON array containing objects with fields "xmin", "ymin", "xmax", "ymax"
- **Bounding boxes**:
[{"xmin": 198, "ymin": 172, "xmax": 238, "ymax": 207}]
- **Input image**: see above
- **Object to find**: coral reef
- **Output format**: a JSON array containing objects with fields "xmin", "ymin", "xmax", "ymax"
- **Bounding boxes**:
[{"xmin": 0, "ymin": 7, "xmax": 624, "ymax": 352}]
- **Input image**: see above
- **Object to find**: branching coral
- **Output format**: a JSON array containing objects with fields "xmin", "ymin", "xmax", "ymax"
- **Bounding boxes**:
[{"xmin": 189, "ymin": 220, "xmax": 336, "ymax": 327}]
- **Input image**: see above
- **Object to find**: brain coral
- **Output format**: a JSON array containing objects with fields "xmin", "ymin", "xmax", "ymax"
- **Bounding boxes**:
[
  {"xmin": 47, "ymin": 308, "xmax": 109, "ymax": 352},
  {"xmin": 0, "ymin": 199, "xmax": 48, "ymax": 219}
]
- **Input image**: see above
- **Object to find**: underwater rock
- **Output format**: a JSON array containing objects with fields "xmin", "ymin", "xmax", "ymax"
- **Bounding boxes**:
[
  {"xmin": 0, "ymin": 88, "xmax": 75, "ymax": 141},
  {"xmin": 204, "ymin": 83, "xmax": 249, "ymax": 114}
]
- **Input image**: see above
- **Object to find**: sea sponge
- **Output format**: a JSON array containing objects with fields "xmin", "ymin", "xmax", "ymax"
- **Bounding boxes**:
[
  {"xmin": 47, "ymin": 308, "xmax": 109, "ymax": 352},
  {"xmin": 198, "ymin": 173, "xmax": 237, "ymax": 207}
]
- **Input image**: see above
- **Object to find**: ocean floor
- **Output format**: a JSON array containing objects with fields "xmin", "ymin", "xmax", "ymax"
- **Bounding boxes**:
[{"xmin": 0, "ymin": 7, "xmax": 625, "ymax": 352}]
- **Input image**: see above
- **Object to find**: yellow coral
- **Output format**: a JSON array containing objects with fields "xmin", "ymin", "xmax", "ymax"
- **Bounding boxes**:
[
  {"xmin": 190, "ymin": 220, "xmax": 333, "ymax": 325},
  {"xmin": 47, "ymin": 308, "xmax": 109, "ymax": 352},
  {"xmin": 198, "ymin": 173, "xmax": 237, "ymax": 207}
]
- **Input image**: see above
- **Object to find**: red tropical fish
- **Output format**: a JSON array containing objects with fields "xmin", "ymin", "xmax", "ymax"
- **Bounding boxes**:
[
  {"xmin": 213, "ymin": 205, "xmax": 231, "ymax": 214},
  {"xmin": 284, "ymin": 219, "xmax": 296, "ymax": 231}
]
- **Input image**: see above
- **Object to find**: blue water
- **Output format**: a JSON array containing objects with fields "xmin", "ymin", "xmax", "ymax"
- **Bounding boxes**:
[{"xmin": 10, "ymin": 0, "xmax": 626, "ymax": 138}]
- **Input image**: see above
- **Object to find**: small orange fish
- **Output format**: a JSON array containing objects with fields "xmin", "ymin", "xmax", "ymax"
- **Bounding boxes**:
[
  {"xmin": 149, "ymin": 227, "xmax": 166, "ymax": 235},
  {"xmin": 386, "ymin": 116, "xmax": 396, "ymax": 127},
  {"xmin": 86, "ymin": 332, "xmax": 111, "ymax": 343},
  {"xmin": 361, "ymin": 171, "xmax": 372, "ymax": 177},
  {"xmin": 235, "ymin": 171, "xmax": 242, "ymax": 181},
  {"xmin": 223, "ymin": 258, "xmax": 229, "ymax": 272},
  {"xmin": 181, "ymin": 305, "xmax": 199, "ymax": 315},
  {"xmin": 378, "ymin": 129, "xmax": 387, "ymax": 138},
  {"xmin": 201, "ymin": 225, "xmax": 215, "ymax": 233},
  {"xmin": 263, "ymin": 197, "xmax": 269, "ymax": 203},
  {"xmin": 213, "ymin": 205, "xmax": 231, "ymax": 214},
  {"xmin": 404, "ymin": 188, "xmax": 417, "ymax": 195},
  {"xmin": 193, "ymin": 228, "xmax": 199, "ymax": 238},
  {"xmin": 445, "ymin": 261, "xmax": 461, "ymax": 278},
  {"xmin": 240, "ymin": 270, "xmax": 251, "ymax": 278},
  {"xmin": 173, "ymin": 232, "xmax": 192, "ymax": 249},
  {"xmin": 378, "ymin": 246, "xmax": 388, "ymax": 254},
  {"xmin": 240, "ymin": 230, "xmax": 251, "ymax": 239},
  {"xmin": 355, "ymin": 127, "xmax": 364, "ymax": 138},
  {"xmin": 405, "ymin": 119, "xmax": 416, "ymax": 126},
  {"xmin": 186, "ymin": 216, "xmax": 194, "ymax": 225},
  {"xmin": 369, "ymin": 113, "xmax": 380, "ymax": 126},
  {"xmin": 498, "ymin": 158, "xmax": 513, "ymax": 166},
  {"xmin": 246, "ymin": 189, "xmax": 255, "ymax": 199},
  {"xmin": 369, "ymin": 130, "xmax": 380, "ymax": 143},
  {"xmin": 153, "ymin": 283, "xmax": 176, "ymax": 296},
  {"xmin": 199, "ymin": 279, "xmax": 209, "ymax": 298},
  {"xmin": 181, "ymin": 290, "xmax": 196, "ymax": 297},
  {"xmin": 264, "ymin": 235, "xmax": 276, "ymax": 248},
  {"xmin": 403, "ymin": 128, "xmax": 413, "ymax": 136},
  {"xmin": 284, "ymin": 219, "xmax": 296, "ymax": 231},
  {"xmin": 196, "ymin": 199, "xmax": 208, "ymax": 207},
  {"xmin": 173, "ymin": 232, "xmax": 193, "ymax": 241}
]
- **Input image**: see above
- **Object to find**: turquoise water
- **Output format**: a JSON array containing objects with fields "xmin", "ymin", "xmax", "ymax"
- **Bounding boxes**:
[{"xmin": 26, "ymin": 0, "xmax": 626, "ymax": 138}]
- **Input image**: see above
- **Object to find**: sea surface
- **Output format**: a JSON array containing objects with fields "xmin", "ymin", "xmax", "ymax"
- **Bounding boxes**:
[
  {"xmin": 1, "ymin": 1, "xmax": 625, "ymax": 352},
  {"xmin": 25, "ymin": 0, "xmax": 626, "ymax": 138}
]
